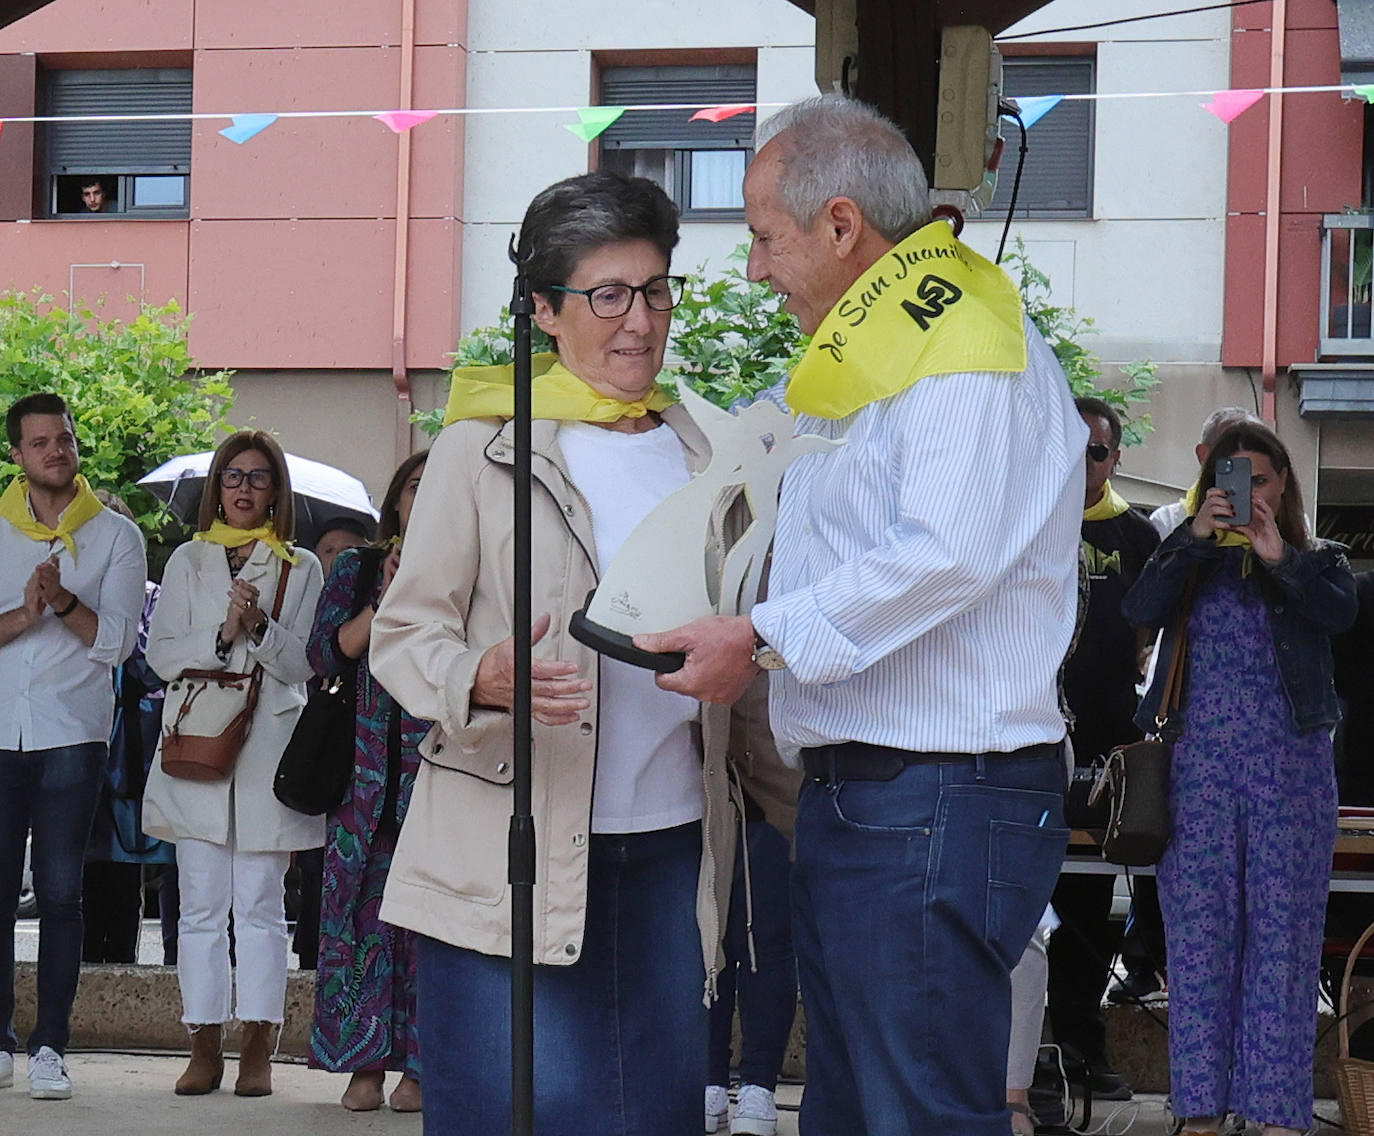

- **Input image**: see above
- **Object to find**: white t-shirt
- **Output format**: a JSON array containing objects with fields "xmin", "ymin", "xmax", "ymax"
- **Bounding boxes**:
[{"xmin": 558, "ymin": 420, "xmax": 704, "ymax": 833}]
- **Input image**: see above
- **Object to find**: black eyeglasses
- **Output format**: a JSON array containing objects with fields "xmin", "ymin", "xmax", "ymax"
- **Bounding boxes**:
[
  {"xmin": 220, "ymin": 467, "xmax": 275, "ymax": 490},
  {"xmin": 549, "ymin": 275, "xmax": 687, "ymax": 319},
  {"xmin": 1086, "ymin": 443, "xmax": 1112, "ymax": 463}
]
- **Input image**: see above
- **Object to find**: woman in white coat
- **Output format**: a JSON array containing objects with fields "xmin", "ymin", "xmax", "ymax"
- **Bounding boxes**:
[{"xmin": 142, "ymin": 431, "xmax": 323, "ymax": 1098}]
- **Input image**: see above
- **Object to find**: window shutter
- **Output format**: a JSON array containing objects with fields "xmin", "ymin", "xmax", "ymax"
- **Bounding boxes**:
[
  {"xmin": 600, "ymin": 65, "xmax": 755, "ymax": 151},
  {"xmin": 45, "ymin": 69, "xmax": 192, "ymax": 174},
  {"xmin": 990, "ymin": 58, "xmax": 1093, "ymax": 217}
]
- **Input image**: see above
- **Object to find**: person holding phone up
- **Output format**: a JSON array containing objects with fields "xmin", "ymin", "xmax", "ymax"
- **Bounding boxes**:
[{"xmin": 1122, "ymin": 421, "xmax": 1356, "ymax": 1136}]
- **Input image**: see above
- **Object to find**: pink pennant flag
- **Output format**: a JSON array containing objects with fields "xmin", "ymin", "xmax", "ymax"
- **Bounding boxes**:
[
  {"xmin": 690, "ymin": 104, "xmax": 755, "ymax": 123},
  {"xmin": 1202, "ymin": 89, "xmax": 1263, "ymax": 124},
  {"xmin": 374, "ymin": 110, "xmax": 439, "ymax": 133}
]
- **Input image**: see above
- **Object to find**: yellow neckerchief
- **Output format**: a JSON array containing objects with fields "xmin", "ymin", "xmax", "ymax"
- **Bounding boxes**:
[
  {"xmin": 443, "ymin": 354, "xmax": 676, "ymax": 425},
  {"xmin": 1083, "ymin": 479, "xmax": 1132, "ymax": 522},
  {"xmin": 786, "ymin": 220, "xmax": 1027, "ymax": 419},
  {"xmin": 0, "ymin": 474, "xmax": 105, "ymax": 562},
  {"xmin": 193, "ymin": 520, "xmax": 301, "ymax": 565}
]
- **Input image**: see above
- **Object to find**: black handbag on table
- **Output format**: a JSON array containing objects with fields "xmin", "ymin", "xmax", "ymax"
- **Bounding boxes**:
[
  {"xmin": 273, "ymin": 548, "xmax": 384, "ymax": 816},
  {"xmin": 1088, "ymin": 571, "xmax": 1198, "ymax": 867}
]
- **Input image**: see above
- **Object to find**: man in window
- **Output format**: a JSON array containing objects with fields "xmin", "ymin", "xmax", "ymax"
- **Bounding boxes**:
[
  {"xmin": 0, "ymin": 393, "xmax": 146, "ymax": 1101},
  {"xmin": 80, "ymin": 180, "xmax": 110, "ymax": 213}
]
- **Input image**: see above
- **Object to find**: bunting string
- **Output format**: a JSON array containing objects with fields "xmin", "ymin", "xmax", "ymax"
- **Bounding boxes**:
[{"xmin": 0, "ymin": 82, "xmax": 1368, "ymax": 147}]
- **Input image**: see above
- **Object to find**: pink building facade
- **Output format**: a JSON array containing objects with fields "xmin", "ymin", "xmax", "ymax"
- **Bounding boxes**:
[{"xmin": 0, "ymin": 0, "xmax": 470, "ymax": 493}]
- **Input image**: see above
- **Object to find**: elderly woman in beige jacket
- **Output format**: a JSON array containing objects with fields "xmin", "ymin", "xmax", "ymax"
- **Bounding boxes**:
[
  {"xmin": 370, "ymin": 171, "xmax": 749, "ymax": 1136},
  {"xmin": 142, "ymin": 431, "xmax": 323, "ymax": 1099}
]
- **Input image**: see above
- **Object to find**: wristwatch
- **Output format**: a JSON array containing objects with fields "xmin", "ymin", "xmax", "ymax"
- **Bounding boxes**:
[
  {"xmin": 250, "ymin": 613, "xmax": 269, "ymax": 641},
  {"xmin": 751, "ymin": 633, "xmax": 787, "ymax": 671}
]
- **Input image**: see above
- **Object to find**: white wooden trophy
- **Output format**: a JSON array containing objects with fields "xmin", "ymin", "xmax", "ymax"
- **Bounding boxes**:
[{"xmin": 568, "ymin": 385, "xmax": 840, "ymax": 672}]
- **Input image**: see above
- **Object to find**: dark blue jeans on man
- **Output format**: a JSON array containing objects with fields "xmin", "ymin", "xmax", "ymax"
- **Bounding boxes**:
[
  {"xmin": 792, "ymin": 746, "xmax": 1068, "ymax": 1135},
  {"xmin": 0, "ymin": 743, "xmax": 106, "ymax": 1056}
]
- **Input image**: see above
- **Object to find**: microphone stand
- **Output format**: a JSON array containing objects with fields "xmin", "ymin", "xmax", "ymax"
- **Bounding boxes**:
[{"xmin": 506, "ymin": 234, "xmax": 536, "ymax": 1136}]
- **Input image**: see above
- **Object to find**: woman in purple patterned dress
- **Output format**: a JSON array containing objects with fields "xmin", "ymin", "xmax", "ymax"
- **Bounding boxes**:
[
  {"xmin": 1124, "ymin": 423, "xmax": 1356, "ymax": 1136},
  {"xmin": 306, "ymin": 452, "xmax": 428, "ymax": 1112}
]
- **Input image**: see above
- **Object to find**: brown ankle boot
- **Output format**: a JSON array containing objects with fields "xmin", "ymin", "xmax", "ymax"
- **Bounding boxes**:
[
  {"xmin": 233, "ymin": 1020, "xmax": 274, "ymax": 1097},
  {"xmin": 174, "ymin": 1023, "xmax": 224, "ymax": 1095}
]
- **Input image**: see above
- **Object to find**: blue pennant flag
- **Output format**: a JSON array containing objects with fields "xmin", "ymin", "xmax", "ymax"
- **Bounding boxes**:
[{"xmin": 219, "ymin": 113, "xmax": 278, "ymax": 145}]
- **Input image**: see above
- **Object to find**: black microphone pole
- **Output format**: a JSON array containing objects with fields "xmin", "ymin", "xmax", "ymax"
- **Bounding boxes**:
[{"xmin": 506, "ymin": 234, "xmax": 536, "ymax": 1136}]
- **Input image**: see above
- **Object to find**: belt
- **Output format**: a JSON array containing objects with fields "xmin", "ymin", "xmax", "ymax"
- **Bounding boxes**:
[{"xmin": 800, "ymin": 740, "xmax": 1063, "ymax": 783}]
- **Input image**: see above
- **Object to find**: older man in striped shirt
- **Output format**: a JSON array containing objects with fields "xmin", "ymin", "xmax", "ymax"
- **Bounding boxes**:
[{"xmin": 638, "ymin": 95, "xmax": 1085, "ymax": 1134}]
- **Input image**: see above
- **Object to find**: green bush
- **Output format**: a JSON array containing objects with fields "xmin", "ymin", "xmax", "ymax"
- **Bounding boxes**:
[
  {"xmin": 425, "ymin": 238, "xmax": 1155, "ymax": 439},
  {"xmin": 1002, "ymin": 238, "xmax": 1157, "ymax": 446},
  {"xmin": 0, "ymin": 291, "xmax": 236, "ymax": 536}
]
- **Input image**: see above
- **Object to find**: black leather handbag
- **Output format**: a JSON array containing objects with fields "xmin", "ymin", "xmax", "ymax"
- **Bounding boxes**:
[
  {"xmin": 273, "ymin": 549, "xmax": 384, "ymax": 816},
  {"xmin": 1089, "ymin": 571, "xmax": 1198, "ymax": 867}
]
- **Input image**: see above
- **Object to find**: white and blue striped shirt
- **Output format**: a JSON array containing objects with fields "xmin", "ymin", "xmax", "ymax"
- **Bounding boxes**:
[{"xmin": 750, "ymin": 317, "xmax": 1087, "ymax": 762}]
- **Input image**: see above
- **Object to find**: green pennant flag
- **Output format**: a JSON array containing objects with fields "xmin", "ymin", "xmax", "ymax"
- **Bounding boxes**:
[
  {"xmin": 564, "ymin": 106, "xmax": 626, "ymax": 142},
  {"xmin": 1355, "ymin": 84, "xmax": 1374, "ymax": 104}
]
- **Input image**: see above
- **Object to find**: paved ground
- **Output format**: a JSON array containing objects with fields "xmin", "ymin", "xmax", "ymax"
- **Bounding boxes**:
[{"xmin": 0, "ymin": 1052, "xmax": 1229, "ymax": 1135}]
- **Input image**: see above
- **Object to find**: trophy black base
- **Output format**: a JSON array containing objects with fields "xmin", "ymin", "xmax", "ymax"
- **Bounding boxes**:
[{"xmin": 568, "ymin": 592, "xmax": 685, "ymax": 673}]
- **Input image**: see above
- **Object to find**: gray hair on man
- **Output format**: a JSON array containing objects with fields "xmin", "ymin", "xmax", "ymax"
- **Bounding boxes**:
[
  {"xmin": 1199, "ymin": 405, "xmax": 1262, "ymax": 448},
  {"xmin": 755, "ymin": 94, "xmax": 931, "ymax": 245}
]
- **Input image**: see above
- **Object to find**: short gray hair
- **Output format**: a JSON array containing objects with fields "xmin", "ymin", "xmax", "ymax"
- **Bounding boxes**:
[
  {"xmin": 1199, "ymin": 406, "xmax": 1262, "ymax": 448},
  {"xmin": 517, "ymin": 170, "xmax": 679, "ymax": 312},
  {"xmin": 755, "ymin": 95, "xmax": 930, "ymax": 244}
]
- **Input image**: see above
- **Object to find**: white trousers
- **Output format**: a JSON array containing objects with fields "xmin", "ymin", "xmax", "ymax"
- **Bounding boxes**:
[
  {"xmin": 1007, "ymin": 912, "xmax": 1054, "ymax": 1091},
  {"xmin": 175, "ymin": 836, "xmax": 291, "ymax": 1025}
]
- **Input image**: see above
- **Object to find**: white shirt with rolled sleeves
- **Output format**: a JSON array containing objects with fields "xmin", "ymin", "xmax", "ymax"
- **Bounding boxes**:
[
  {"xmin": 0, "ymin": 501, "xmax": 147, "ymax": 749},
  {"xmin": 749, "ymin": 315, "xmax": 1087, "ymax": 761}
]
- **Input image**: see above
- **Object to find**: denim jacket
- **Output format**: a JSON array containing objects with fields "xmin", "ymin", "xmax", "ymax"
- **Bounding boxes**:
[{"xmin": 1122, "ymin": 522, "xmax": 1357, "ymax": 736}]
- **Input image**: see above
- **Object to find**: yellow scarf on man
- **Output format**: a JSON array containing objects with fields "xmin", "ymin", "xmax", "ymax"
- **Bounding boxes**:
[
  {"xmin": 443, "ymin": 355, "xmax": 676, "ymax": 426},
  {"xmin": 786, "ymin": 221, "xmax": 1027, "ymax": 419},
  {"xmin": 1083, "ymin": 480, "xmax": 1132, "ymax": 522},
  {"xmin": 193, "ymin": 520, "xmax": 301, "ymax": 564},
  {"xmin": 0, "ymin": 474, "xmax": 105, "ymax": 561}
]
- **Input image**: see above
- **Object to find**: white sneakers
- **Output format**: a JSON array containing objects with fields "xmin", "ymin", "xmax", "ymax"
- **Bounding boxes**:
[
  {"xmin": 27, "ymin": 1046, "xmax": 72, "ymax": 1099},
  {"xmin": 0, "ymin": 1050, "xmax": 12, "ymax": 1089},
  {"xmin": 704, "ymin": 1084, "xmax": 779, "ymax": 1136},
  {"xmin": 731, "ymin": 1084, "xmax": 779, "ymax": 1136},
  {"xmin": 705, "ymin": 1084, "xmax": 730, "ymax": 1132}
]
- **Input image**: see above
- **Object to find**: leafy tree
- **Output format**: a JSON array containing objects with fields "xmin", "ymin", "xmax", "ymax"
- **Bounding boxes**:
[
  {"xmin": 0, "ymin": 291, "xmax": 236, "ymax": 535},
  {"xmin": 661, "ymin": 246, "xmax": 807, "ymax": 406}
]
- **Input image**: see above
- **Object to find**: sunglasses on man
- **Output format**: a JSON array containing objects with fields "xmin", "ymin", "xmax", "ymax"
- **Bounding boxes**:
[{"xmin": 1086, "ymin": 442, "xmax": 1112, "ymax": 463}]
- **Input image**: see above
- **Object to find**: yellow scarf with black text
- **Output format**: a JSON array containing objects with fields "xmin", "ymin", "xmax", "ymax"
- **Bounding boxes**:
[{"xmin": 786, "ymin": 221, "xmax": 1027, "ymax": 420}]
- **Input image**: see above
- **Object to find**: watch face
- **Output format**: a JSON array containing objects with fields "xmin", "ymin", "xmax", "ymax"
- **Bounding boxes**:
[{"xmin": 753, "ymin": 646, "xmax": 787, "ymax": 671}]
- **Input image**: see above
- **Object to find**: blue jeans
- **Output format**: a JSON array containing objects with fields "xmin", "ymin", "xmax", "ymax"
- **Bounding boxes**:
[
  {"xmin": 0, "ymin": 743, "xmax": 107, "ymax": 1055},
  {"xmin": 417, "ymin": 821, "xmax": 707, "ymax": 1136},
  {"xmin": 708, "ymin": 817, "xmax": 797, "ymax": 1090},
  {"xmin": 792, "ymin": 749, "xmax": 1068, "ymax": 1135}
]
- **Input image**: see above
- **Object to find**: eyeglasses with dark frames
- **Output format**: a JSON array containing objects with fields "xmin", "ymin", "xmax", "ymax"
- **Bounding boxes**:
[
  {"xmin": 549, "ymin": 275, "xmax": 687, "ymax": 319},
  {"xmin": 1086, "ymin": 442, "xmax": 1112, "ymax": 463},
  {"xmin": 220, "ymin": 467, "xmax": 275, "ymax": 490}
]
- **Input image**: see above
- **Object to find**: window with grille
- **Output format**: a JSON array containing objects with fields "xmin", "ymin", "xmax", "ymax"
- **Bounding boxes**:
[
  {"xmin": 43, "ymin": 68, "xmax": 191, "ymax": 219},
  {"xmin": 987, "ymin": 56, "xmax": 1094, "ymax": 219},
  {"xmin": 599, "ymin": 64, "xmax": 755, "ymax": 221}
]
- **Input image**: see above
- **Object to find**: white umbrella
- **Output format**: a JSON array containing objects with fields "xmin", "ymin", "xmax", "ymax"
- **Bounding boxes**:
[{"xmin": 138, "ymin": 451, "xmax": 379, "ymax": 549}]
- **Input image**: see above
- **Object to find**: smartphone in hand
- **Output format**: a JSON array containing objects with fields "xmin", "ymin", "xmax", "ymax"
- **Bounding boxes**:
[{"xmin": 1215, "ymin": 456, "xmax": 1252, "ymax": 528}]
